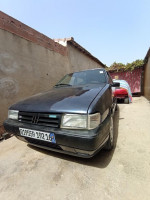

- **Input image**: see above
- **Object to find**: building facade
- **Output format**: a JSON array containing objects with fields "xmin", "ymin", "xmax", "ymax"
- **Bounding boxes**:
[
  {"xmin": 109, "ymin": 67, "xmax": 144, "ymax": 95},
  {"xmin": 144, "ymin": 48, "xmax": 150, "ymax": 100}
]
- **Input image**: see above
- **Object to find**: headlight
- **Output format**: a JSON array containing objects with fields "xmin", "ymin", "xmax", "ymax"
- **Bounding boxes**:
[
  {"xmin": 8, "ymin": 110, "xmax": 19, "ymax": 120},
  {"xmin": 61, "ymin": 113, "xmax": 100, "ymax": 130},
  {"xmin": 61, "ymin": 114, "xmax": 87, "ymax": 129}
]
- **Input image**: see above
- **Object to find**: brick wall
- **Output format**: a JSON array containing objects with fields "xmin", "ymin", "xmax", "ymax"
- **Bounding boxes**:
[
  {"xmin": 0, "ymin": 12, "xmax": 71, "ymax": 134},
  {"xmin": 0, "ymin": 11, "xmax": 67, "ymax": 56}
]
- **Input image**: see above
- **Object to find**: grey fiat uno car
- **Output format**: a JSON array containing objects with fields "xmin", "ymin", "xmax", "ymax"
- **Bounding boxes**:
[{"xmin": 4, "ymin": 68, "xmax": 119, "ymax": 158}]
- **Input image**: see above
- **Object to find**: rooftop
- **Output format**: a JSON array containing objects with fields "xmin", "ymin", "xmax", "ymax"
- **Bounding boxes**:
[{"xmin": 54, "ymin": 37, "xmax": 106, "ymax": 68}]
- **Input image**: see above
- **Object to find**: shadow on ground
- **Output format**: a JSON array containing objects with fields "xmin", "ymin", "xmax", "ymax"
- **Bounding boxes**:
[{"xmin": 28, "ymin": 107, "xmax": 120, "ymax": 169}]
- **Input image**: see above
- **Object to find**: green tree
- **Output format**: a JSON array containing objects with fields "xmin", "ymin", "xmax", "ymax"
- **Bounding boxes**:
[{"xmin": 108, "ymin": 59, "xmax": 144, "ymax": 71}]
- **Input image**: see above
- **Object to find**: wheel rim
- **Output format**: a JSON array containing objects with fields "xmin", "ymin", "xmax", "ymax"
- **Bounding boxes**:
[{"xmin": 110, "ymin": 117, "xmax": 114, "ymax": 144}]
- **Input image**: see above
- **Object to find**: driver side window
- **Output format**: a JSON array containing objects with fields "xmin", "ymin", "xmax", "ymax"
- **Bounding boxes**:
[{"xmin": 107, "ymin": 73, "xmax": 113, "ymax": 84}]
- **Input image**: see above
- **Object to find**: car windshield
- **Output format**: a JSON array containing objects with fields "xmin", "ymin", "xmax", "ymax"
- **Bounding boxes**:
[{"xmin": 55, "ymin": 69, "xmax": 106, "ymax": 87}]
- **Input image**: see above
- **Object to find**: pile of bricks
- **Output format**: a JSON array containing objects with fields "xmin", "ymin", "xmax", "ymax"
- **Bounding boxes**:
[
  {"xmin": 0, "ymin": 125, "xmax": 11, "ymax": 140},
  {"xmin": 0, "ymin": 125, "xmax": 5, "ymax": 139}
]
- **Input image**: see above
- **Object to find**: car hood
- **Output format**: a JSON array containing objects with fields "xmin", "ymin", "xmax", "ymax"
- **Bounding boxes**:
[{"xmin": 10, "ymin": 84, "xmax": 106, "ymax": 114}]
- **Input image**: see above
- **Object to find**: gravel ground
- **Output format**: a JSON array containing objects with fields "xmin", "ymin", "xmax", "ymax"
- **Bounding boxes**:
[{"xmin": 0, "ymin": 96, "xmax": 150, "ymax": 200}]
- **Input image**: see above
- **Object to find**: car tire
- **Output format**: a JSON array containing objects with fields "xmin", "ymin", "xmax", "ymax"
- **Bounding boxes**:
[
  {"xmin": 124, "ymin": 97, "xmax": 129, "ymax": 104},
  {"xmin": 115, "ymin": 104, "xmax": 118, "ymax": 111},
  {"xmin": 104, "ymin": 116, "xmax": 114, "ymax": 150}
]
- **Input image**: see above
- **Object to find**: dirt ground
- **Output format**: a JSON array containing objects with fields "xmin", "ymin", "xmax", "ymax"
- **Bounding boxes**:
[{"xmin": 0, "ymin": 96, "xmax": 150, "ymax": 200}]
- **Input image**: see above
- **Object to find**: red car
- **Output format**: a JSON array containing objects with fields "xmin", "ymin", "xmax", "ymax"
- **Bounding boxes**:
[{"xmin": 113, "ymin": 80, "xmax": 132, "ymax": 104}]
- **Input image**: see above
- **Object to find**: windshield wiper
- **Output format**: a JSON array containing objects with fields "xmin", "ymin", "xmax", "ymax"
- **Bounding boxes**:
[{"xmin": 55, "ymin": 83, "xmax": 72, "ymax": 87}]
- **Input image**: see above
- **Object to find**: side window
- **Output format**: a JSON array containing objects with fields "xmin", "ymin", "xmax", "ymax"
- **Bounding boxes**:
[{"xmin": 107, "ymin": 72, "xmax": 113, "ymax": 84}]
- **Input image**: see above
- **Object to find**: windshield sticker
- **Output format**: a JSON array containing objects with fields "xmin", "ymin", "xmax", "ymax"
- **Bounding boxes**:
[{"xmin": 99, "ymin": 71, "xmax": 103, "ymax": 73}]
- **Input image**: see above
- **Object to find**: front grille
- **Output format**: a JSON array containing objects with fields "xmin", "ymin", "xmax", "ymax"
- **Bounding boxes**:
[{"xmin": 18, "ymin": 112, "xmax": 61, "ymax": 128}]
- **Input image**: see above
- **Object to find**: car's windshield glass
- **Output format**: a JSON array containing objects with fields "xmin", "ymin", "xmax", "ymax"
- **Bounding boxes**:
[{"xmin": 55, "ymin": 69, "xmax": 106, "ymax": 87}]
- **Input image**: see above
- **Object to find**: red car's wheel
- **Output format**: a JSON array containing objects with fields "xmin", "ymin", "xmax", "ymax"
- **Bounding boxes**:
[{"xmin": 124, "ymin": 97, "xmax": 129, "ymax": 104}]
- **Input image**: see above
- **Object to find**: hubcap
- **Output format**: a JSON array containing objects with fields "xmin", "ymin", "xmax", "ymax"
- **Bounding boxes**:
[{"xmin": 110, "ymin": 117, "xmax": 114, "ymax": 143}]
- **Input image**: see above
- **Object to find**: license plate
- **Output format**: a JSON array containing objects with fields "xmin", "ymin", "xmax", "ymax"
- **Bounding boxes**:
[{"xmin": 19, "ymin": 128, "xmax": 56, "ymax": 143}]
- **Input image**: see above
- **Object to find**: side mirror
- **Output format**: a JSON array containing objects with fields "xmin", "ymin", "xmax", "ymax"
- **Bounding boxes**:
[{"xmin": 112, "ymin": 82, "xmax": 120, "ymax": 87}]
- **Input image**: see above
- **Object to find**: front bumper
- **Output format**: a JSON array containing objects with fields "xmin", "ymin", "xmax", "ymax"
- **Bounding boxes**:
[{"xmin": 4, "ymin": 115, "xmax": 110, "ymax": 158}]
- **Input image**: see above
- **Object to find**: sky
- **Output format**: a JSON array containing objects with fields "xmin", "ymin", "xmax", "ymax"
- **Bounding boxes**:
[{"xmin": 1, "ymin": 0, "xmax": 150, "ymax": 66}]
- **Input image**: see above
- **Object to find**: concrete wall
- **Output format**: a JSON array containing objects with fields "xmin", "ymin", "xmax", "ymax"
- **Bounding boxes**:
[
  {"xmin": 67, "ymin": 43, "xmax": 103, "ymax": 72},
  {"xmin": 0, "ymin": 29, "xmax": 70, "ymax": 126},
  {"xmin": 144, "ymin": 57, "xmax": 150, "ymax": 100}
]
